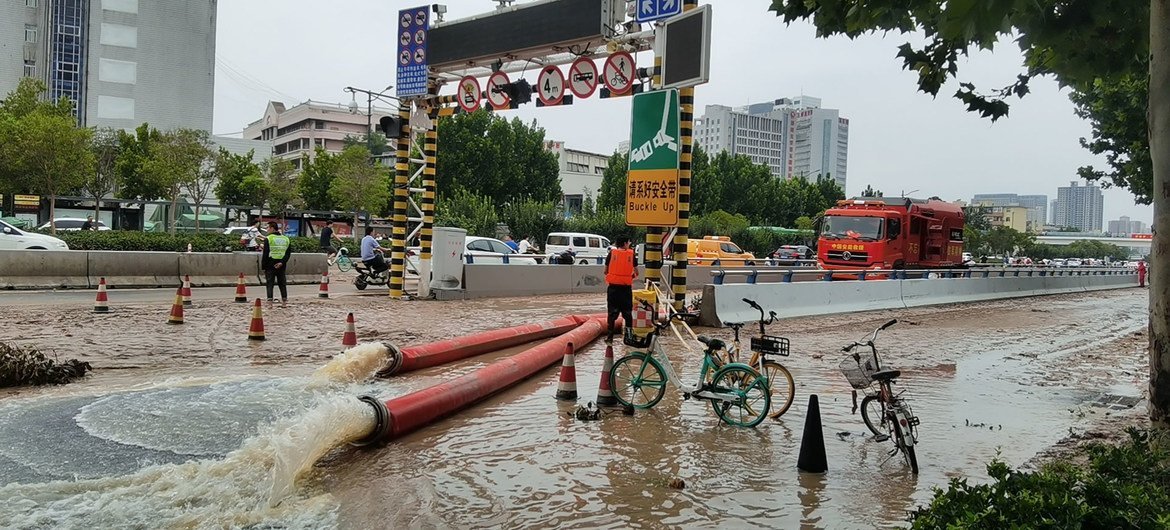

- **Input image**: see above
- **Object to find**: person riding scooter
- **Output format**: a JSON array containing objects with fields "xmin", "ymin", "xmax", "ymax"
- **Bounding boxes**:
[{"xmin": 360, "ymin": 227, "xmax": 388, "ymax": 277}]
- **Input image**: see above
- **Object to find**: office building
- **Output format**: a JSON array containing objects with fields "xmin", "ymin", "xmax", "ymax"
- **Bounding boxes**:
[
  {"xmin": 545, "ymin": 140, "xmax": 610, "ymax": 214},
  {"xmin": 1107, "ymin": 216, "xmax": 1147, "ymax": 236},
  {"xmin": 983, "ymin": 206, "xmax": 1030, "ymax": 232},
  {"xmin": 0, "ymin": 0, "xmax": 217, "ymax": 131},
  {"xmin": 1053, "ymin": 181, "xmax": 1104, "ymax": 232},
  {"xmin": 971, "ymin": 193, "xmax": 1048, "ymax": 231},
  {"xmin": 694, "ymin": 96, "xmax": 849, "ymax": 190},
  {"xmin": 242, "ymin": 100, "xmax": 395, "ymax": 170}
]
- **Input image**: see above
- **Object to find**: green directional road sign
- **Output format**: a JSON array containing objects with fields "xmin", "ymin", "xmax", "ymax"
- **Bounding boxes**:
[{"xmin": 626, "ymin": 88, "xmax": 680, "ymax": 227}]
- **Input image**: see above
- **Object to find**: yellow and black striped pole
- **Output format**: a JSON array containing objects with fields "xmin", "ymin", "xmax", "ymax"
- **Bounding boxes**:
[
  {"xmin": 420, "ymin": 104, "xmax": 437, "ymax": 273},
  {"xmin": 644, "ymin": 54, "xmax": 665, "ymax": 287},
  {"xmin": 389, "ymin": 102, "xmax": 411, "ymax": 298},
  {"xmin": 670, "ymin": 0, "xmax": 699, "ymax": 310}
]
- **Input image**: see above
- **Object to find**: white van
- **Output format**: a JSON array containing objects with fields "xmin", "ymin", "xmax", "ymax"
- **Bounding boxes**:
[{"xmin": 545, "ymin": 232, "xmax": 611, "ymax": 264}]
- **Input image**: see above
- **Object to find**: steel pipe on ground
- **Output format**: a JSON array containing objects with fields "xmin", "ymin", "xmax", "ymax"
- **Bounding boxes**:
[
  {"xmin": 379, "ymin": 315, "xmax": 584, "ymax": 376},
  {"xmin": 358, "ymin": 318, "xmax": 603, "ymax": 445}
]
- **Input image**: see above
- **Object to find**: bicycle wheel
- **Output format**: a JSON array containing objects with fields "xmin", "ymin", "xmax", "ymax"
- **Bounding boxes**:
[
  {"xmin": 709, "ymin": 365, "xmax": 771, "ymax": 428},
  {"xmin": 610, "ymin": 353, "xmax": 666, "ymax": 409},
  {"xmin": 337, "ymin": 256, "xmax": 352, "ymax": 272},
  {"xmin": 761, "ymin": 360, "xmax": 795, "ymax": 419},
  {"xmin": 893, "ymin": 420, "xmax": 919, "ymax": 474},
  {"xmin": 860, "ymin": 395, "xmax": 887, "ymax": 436}
]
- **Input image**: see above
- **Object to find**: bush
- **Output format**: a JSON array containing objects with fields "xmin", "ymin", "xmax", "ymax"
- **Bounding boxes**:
[
  {"xmin": 437, "ymin": 189, "xmax": 497, "ymax": 237},
  {"xmin": 0, "ymin": 342, "xmax": 91, "ymax": 387},
  {"xmin": 910, "ymin": 429, "xmax": 1170, "ymax": 528},
  {"xmin": 52, "ymin": 230, "xmax": 359, "ymax": 255},
  {"xmin": 500, "ymin": 199, "xmax": 564, "ymax": 244}
]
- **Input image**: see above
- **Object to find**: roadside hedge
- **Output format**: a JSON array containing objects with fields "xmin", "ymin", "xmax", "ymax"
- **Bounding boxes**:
[{"xmin": 53, "ymin": 231, "xmax": 359, "ymax": 255}]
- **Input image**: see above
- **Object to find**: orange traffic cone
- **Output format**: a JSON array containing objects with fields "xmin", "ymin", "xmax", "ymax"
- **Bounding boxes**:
[
  {"xmin": 596, "ymin": 344, "xmax": 617, "ymax": 406},
  {"xmin": 93, "ymin": 277, "xmax": 110, "ymax": 313},
  {"xmin": 555, "ymin": 342, "xmax": 578, "ymax": 401},
  {"xmin": 248, "ymin": 298, "xmax": 265, "ymax": 341},
  {"xmin": 166, "ymin": 287, "xmax": 184, "ymax": 325},
  {"xmin": 181, "ymin": 275, "xmax": 193, "ymax": 307},
  {"xmin": 342, "ymin": 312, "xmax": 357, "ymax": 348},
  {"xmin": 318, "ymin": 270, "xmax": 330, "ymax": 299},
  {"xmin": 234, "ymin": 273, "xmax": 248, "ymax": 303}
]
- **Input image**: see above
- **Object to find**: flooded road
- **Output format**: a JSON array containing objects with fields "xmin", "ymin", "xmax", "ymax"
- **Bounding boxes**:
[{"xmin": 0, "ymin": 288, "xmax": 1149, "ymax": 528}]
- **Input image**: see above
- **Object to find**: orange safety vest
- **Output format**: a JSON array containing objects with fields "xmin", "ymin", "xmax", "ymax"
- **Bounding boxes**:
[{"xmin": 606, "ymin": 248, "xmax": 636, "ymax": 286}]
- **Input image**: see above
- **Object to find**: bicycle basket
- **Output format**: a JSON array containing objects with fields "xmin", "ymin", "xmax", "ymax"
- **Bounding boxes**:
[
  {"xmin": 623, "ymin": 327, "xmax": 653, "ymax": 348},
  {"xmin": 838, "ymin": 356, "xmax": 878, "ymax": 389},
  {"xmin": 750, "ymin": 335, "xmax": 790, "ymax": 357}
]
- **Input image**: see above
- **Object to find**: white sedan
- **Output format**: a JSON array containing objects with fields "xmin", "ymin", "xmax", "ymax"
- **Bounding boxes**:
[
  {"xmin": 0, "ymin": 219, "xmax": 70, "ymax": 250},
  {"xmin": 464, "ymin": 236, "xmax": 539, "ymax": 264}
]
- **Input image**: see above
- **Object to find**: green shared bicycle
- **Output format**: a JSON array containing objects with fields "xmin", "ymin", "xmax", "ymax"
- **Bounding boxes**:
[{"xmin": 609, "ymin": 304, "xmax": 772, "ymax": 428}]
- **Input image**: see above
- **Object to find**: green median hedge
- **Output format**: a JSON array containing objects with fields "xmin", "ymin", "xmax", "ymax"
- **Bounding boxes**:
[{"xmin": 54, "ymin": 231, "xmax": 360, "ymax": 255}]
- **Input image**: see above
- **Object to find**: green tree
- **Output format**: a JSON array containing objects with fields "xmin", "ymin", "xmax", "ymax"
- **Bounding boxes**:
[
  {"xmin": 437, "ymin": 188, "xmax": 498, "ymax": 238},
  {"xmin": 0, "ymin": 78, "xmax": 74, "ymax": 195},
  {"xmin": 767, "ymin": 0, "xmax": 1170, "ymax": 431},
  {"xmin": 794, "ymin": 216, "xmax": 815, "ymax": 231},
  {"xmin": 115, "ymin": 123, "xmax": 164, "ymax": 201},
  {"xmin": 298, "ymin": 148, "xmax": 338, "ymax": 211},
  {"xmin": 1071, "ymin": 73, "xmax": 1152, "ymax": 204},
  {"xmin": 142, "ymin": 128, "xmax": 212, "ymax": 234},
  {"xmin": 343, "ymin": 132, "xmax": 390, "ymax": 156},
  {"xmin": 861, "ymin": 184, "xmax": 883, "ymax": 197},
  {"xmin": 499, "ymin": 199, "xmax": 563, "ymax": 244},
  {"xmin": 212, "ymin": 148, "xmax": 264, "ymax": 218},
  {"xmin": 597, "ymin": 151, "xmax": 629, "ymax": 213},
  {"xmin": 84, "ymin": 128, "xmax": 121, "ymax": 223},
  {"xmin": 984, "ymin": 226, "xmax": 1034, "ymax": 256},
  {"xmin": 260, "ymin": 157, "xmax": 299, "ymax": 220},
  {"xmin": 329, "ymin": 145, "xmax": 389, "ymax": 241},
  {"xmin": 435, "ymin": 110, "xmax": 560, "ymax": 205},
  {"xmin": 16, "ymin": 113, "xmax": 95, "ymax": 233}
]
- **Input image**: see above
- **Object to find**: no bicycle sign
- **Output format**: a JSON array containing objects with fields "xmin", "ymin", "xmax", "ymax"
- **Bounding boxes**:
[{"xmin": 625, "ymin": 89, "xmax": 680, "ymax": 227}]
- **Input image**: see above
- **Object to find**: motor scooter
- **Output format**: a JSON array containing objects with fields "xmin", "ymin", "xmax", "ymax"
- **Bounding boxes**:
[{"xmin": 353, "ymin": 258, "xmax": 390, "ymax": 290}]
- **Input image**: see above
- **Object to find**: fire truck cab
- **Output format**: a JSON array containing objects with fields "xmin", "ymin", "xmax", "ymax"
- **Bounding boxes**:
[{"xmin": 817, "ymin": 197, "xmax": 965, "ymax": 271}]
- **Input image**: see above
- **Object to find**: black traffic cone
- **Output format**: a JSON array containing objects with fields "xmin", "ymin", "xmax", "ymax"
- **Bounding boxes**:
[{"xmin": 797, "ymin": 394, "xmax": 828, "ymax": 473}]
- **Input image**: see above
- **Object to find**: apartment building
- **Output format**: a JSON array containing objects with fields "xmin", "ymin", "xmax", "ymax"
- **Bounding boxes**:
[
  {"xmin": 1053, "ymin": 181, "xmax": 1104, "ymax": 232},
  {"xmin": 241, "ymin": 100, "xmax": 395, "ymax": 169},
  {"xmin": 1107, "ymin": 216, "xmax": 1147, "ymax": 236},
  {"xmin": 971, "ymin": 193, "xmax": 1048, "ymax": 231},
  {"xmin": 545, "ymin": 140, "xmax": 610, "ymax": 214}
]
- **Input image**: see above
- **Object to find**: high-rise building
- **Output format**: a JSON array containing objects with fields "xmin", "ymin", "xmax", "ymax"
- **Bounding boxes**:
[
  {"xmin": 1107, "ymin": 216, "xmax": 1147, "ymax": 236},
  {"xmin": 1053, "ymin": 181, "xmax": 1104, "ymax": 232},
  {"xmin": 693, "ymin": 96, "xmax": 849, "ymax": 190},
  {"xmin": 0, "ymin": 0, "xmax": 216, "ymax": 131},
  {"xmin": 971, "ymin": 193, "xmax": 1048, "ymax": 231}
]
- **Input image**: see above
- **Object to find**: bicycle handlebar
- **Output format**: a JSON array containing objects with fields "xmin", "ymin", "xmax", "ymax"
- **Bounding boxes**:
[
  {"xmin": 841, "ymin": 320, "xmax": 898, "ymax": 353},
  {"xmin": 880, "ymin": 319, "xmax": 898, "ymax": 330}
]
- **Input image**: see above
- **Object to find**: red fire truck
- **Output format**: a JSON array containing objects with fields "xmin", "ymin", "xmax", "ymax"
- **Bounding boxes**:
[{"xmin": 817, "ymin": 197, "xmax": 966, "ymax": 271}]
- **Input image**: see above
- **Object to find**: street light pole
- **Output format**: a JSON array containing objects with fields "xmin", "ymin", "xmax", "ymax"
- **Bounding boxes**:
[{"xmin": 344, "ymin": 85, "xmax": 395, "ymax": 152}]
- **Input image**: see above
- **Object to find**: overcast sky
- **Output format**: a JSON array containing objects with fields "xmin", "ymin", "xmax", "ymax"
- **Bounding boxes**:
[{"xmin": 213, "ymin": 0, "xmax": 1152, "ymax": 225}]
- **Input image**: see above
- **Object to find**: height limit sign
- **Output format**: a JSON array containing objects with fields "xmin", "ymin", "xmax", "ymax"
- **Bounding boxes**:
[{"xmin": 625, "ymin": 88, "xmax": 680, "ymax": 227}]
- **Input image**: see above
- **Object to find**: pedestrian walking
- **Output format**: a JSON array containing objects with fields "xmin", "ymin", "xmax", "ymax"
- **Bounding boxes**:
[
  {"xmin": 262, "ymin": 221, "xmax": 292, "ymax": 306},
  {"xmin": 1138, "ymin": 260, "xmax": 1147, "ymax": 288},
  {"xmin": 605, "ymin": 236, "xmax": 637, "ymax": 342}
]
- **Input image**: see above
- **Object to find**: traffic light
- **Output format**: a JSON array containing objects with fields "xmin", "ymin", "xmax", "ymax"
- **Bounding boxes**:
[
  {"xmin": 379, "ymin": 116, "xmax": 403, "ymax": 138},
  {"xmin": 501, "ymin": 79, "xmax": 533, "ymax": 105}
]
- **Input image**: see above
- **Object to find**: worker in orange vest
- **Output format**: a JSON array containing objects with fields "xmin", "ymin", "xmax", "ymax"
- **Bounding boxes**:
[
  {"xmin": 1138, "ymin": 260, "xmax": 1147, "ymax": 287},
  {"xmin": 605, "ymin": 236, "xmax": 638, "ymax": 342}
]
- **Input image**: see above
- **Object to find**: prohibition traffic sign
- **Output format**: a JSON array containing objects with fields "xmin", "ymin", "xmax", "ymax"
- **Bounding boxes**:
[
  {"xmin": 568, "ymin": 57, "xmax": 598, "ymax": 99},
  {"xmin": 603, "ymin": 51, "xmax": 635, "ymax": 95},
  {"xmin": 536, "ymin": 65, "xmax": 566, "ymax": 106},
  {"xmin": 485, "ymin": 71, "xmax": 511, "ymax": 110},
  {"xmin": 457, "ymin": 75, "xmax": 481, "ymax": 113}
]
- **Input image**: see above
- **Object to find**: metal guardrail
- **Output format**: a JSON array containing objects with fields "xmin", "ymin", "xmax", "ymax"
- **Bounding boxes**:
[{"xmin": 709, "ymin": 266, "xmax": 1135, "ymax": 285}]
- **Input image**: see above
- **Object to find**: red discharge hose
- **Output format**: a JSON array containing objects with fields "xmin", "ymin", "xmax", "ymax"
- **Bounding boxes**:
[
  {"xmin": 357, "ymin": 318, "xmax": 604, "ymax": 445},
  {"xmin": 379, "ymin": 315, "xmax": 583, "ymax": 376}
]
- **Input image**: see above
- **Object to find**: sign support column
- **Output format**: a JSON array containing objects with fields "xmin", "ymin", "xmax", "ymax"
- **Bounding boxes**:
[
  {"xmin": 390, "ymin": 102, "xmax": 411, "ymax": 298},
  {"xmin": 418, "ymin": 100, "xmax": 439, "ymax": 298},
  {"xmin": 670, "ymin": 0, "xmax": 699, "ymax": 310},
  {"xmin": 644, "ymin": 54, "xmax": 665, "ymax": 288}
]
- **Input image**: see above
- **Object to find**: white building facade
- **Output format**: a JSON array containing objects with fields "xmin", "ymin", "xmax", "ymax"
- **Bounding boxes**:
[
  {"xmin": 545, "ymin": 140, "xmax": 610, "ymax": 214},
  {"xmin": 242, "ymin": 100, "xmax": 395, "ymax": 170},
  {"xmin": 0, "ymin": 0, "xmax": 216, "ymax": 131},
  {"xmin": 693, "ymin": 96, "xmax": 849, "ymax": 190}
]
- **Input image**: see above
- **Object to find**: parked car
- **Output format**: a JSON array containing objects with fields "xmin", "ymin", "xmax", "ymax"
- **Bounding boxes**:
[
  {"xmin": 688, "ymin": 236, "xmax": 756, "ymax": 266},
  {"xmin": 1065, "ymin": 258, "xmax": 1083, "ymax": 267},
  {"xmin": 37, "ymin": 218, "xmax": 110, "ymax": 231},
  {"xmin": 545, "ymin": 232, "xmax": 611, "ymax": 264},
  {"xmin": 773, "ymin": 244, "xmax": 814, "ymax": 261},
  {"xmin": 464, "ymin": 236, "xmax": 538, "ymax": 264},
  {"xmin": 0, "ymin": 219, "xmax": 69, "ymax": 250}
]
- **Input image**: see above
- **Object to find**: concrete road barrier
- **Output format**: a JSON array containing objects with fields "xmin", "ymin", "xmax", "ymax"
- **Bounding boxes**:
[
  {"xmin": 179, "ymin": 252, "xmax": 261, "ymax": 287},
  {"xmin": 88, "ymin": 251, "xmax": 180, "ymax": 288},
  {"xmin": 0, "ymin": 250, "xmax": 89, "ymax": 289},
  {"xmin": 453, "ymin": 264, "xmax": 575, "ymax": 299},
  {"xmin": 283, "ymin": 253, "xmax": 328, "ymax": 284}
]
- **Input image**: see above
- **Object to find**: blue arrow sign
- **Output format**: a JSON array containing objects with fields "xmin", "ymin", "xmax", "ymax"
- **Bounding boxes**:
[{"xmin": 636, "ymin": 0, "xmax": 681, "ymax": 23}]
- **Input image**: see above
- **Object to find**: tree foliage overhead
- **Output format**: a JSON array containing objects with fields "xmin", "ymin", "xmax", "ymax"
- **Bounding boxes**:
[
  {"xmin": 435, "ymin": 110, "xmax": 561, "ymax": 205},
  {"xmin": 0, "ymin": 78, "xmax": 76, "ymax": 196},
  {"xmin": 1070, "ymin": 72, "xmax": 1152, "ymax": 204}
]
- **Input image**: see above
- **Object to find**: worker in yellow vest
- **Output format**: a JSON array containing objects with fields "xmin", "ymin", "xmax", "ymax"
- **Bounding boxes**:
[
  {"xmin": 605, "ymin": 236, "xmax": 637, "ymax": 342},
  {"xmin": 261, "ymin": 221, "xmax": 293, "ymax": 306}
]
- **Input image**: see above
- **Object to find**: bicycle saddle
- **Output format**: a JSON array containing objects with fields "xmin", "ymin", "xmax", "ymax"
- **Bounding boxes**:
[
  {"xmin": 696, "ymin": 335, "xmax": 726, "ymax": 351},
  {"xmin": 871, "ymin": 369, "xmax": 901, "ymax": 382}
]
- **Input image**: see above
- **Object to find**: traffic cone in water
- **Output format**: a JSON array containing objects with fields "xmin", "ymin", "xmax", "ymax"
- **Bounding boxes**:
[
  {"xmin": 555, "ymin": 343, "xmax": 578, "ymax": 401},
  {"xmin": 342, "ymin": 312, "xmax": 357, "ymax": 348},
  {"xmin": 93, "ymin": 277, "xmax": 109, "ymax": 313},
  {"xmin": 166, "ymin": 287, "xmax": 184, "ymax": 325},
  {"xmin": 234, "ymin": 273, "xmax": 248, "ymax": 303},
  {"xmin": 181, "ymin": 275, "xmax": 193, "ymax": 307},
  {"xmin": 318, "ymin": 270, "xmax": 330, "ymax": 298},
  {"xmin": 247, "ymin": 298, "xmax": 266, "ymax": 341},
  {"xmin": 595, "ymin": 344, "xmax": 617, "ymax": 406},
  {"xmin": 797, "ymin": 394, "xmax": 828, "ymax": 473}
]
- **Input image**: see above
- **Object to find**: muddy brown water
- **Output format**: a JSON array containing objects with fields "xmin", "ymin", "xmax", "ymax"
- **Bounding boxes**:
[{"xmin": 0, "ymin": 289, "xmax": 1149, "ymax": 528}]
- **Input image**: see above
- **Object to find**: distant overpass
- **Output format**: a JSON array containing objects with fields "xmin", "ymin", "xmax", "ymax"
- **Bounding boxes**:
[{"xmin": 1034, "ymin": 234, "xmax": 1151, "ymax": 255}]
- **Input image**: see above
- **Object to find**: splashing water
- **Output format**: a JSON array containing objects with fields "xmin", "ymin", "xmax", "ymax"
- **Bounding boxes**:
[
  {"xmin": 0, "ymin": 395, "xmax": 377, "ymax": 529},
  {"xmin": 311, "ymin": 343, "xmax": 391, "ymax": 384}
]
